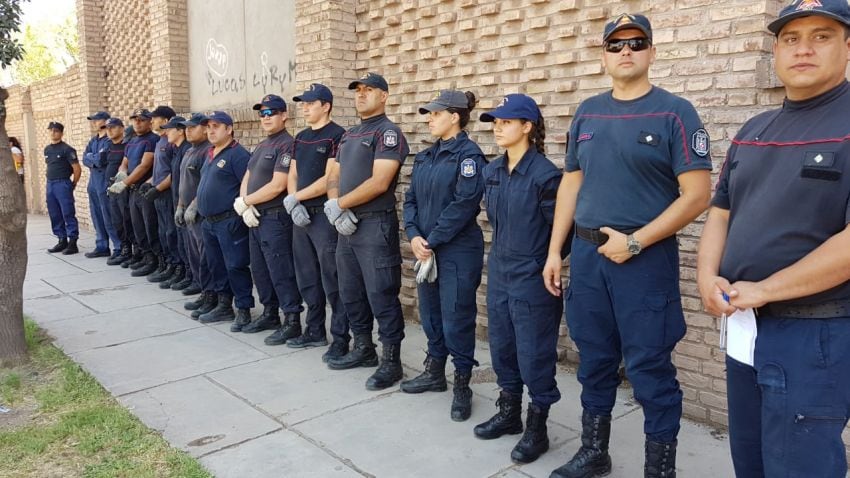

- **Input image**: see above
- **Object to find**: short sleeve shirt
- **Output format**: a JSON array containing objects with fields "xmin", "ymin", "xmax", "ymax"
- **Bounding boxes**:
[
  {"xmin": 125, "ymin": 132, "xmax": 159, "ymax": 181},
  {"xmin": 44, "ymin": 142, "xmax": 78, "ymax": 180},
  {"xmin": 245, "ymin": 129, "xmax": 295, "ymax": 210},
  {"xmin": 567, "ymin": 87, "xmax": 712, "ymax": 229},
  {"xmin": 179, "ymin": 140, "xmax": 211, "ymax": 206},
  {"xmin": 196, "ymin": 140, "xmax": 251, "ymax": 217},
  {"xmin": 151, "ymin": 134, "xmax": 175, "ymax": 185},
  {"xmin": 294, "ymin": 122, "xmax": 346, "ymax": 207},
  {"xmin": 337, "ymin": 113, "xmax": 409, "ymax": 213},
  {"xmin": 104, "ymin": 140, "xmax": 126, "ymax": 182},
  {"xmin": 170, "ymin": 140, "xmax": 192, "ymax": 203},
  {"xmin": 712, "ymin": 81, "xmax": 850, "ymax": 306}
]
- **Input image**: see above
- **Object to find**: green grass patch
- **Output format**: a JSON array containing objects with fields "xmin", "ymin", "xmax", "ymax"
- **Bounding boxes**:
[{"xmin": 0, "ymin": 319, "xmax": 212, "ymax": 478}]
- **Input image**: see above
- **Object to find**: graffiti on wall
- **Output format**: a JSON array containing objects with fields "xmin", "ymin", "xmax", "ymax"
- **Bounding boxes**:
[{"xmin": 203, "ymin": 39, "xmax": 295, "ymax": 97}]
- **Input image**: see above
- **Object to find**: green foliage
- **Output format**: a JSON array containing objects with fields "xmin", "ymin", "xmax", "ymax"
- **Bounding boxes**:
[
  {"xmin": 9, "ymin": 4, "xmax": 78, "ymax": 85},
  {"xmin": 0, "ymin": 0, "xmax": 28, "ymax": 68}
]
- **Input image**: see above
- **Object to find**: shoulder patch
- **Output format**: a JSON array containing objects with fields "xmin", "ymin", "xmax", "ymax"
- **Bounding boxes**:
[
  {"xmin": 216, "ymin": 159, "xmax": 226, "ymax": 168},
  {"xmin": 460, "ymin": 158, "xmax": 477, "ymax": 178},
  {"xmin": 691, "ymin": 129, "xmax": 710, "ymax": 157},
  {"xmin": 280, "ymin": 154, "xmax": 292, "ymax": 168},
  {"xmin": 576, "ymin": 132, "xmax": 594, "ymax": 143},
  {"xmin": 383, "ymin": 129, "xmax": 398, "ymax": 148}
]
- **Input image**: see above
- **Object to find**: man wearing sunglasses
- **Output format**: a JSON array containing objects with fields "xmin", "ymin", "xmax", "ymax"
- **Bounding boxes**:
[
  {"xmin": 230, "ymin": 95, "xmax": 304, "ymax": 339},
  {"xmin": 545, "ymin": 14, "xmax": 712, "ymax": 478},
  {"xmin": 82, "ymin": 111, "xmax": 120, "ymax": 259}
]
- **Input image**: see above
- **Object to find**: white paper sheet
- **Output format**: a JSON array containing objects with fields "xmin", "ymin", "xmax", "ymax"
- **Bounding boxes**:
[{"xmin": 726, "ymin": 308, "xmax": 757, "ymax": 366}]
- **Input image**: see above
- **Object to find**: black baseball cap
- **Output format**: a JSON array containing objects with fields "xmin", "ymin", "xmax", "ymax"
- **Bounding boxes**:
[
  {"xmin": 47, "ymin": 121, "xmax": 64, "ymax": 132},
  {"xmin": 162, "ymin": 116, "xmax": 187, "ymax": 130},
  {"xmin": 252, "ymin": 94, "xmax": 287, "ymax": 111},
  {"xmin": 130, "ymin": 108, "xmax": 152, "ymax": 120},
  {"xmin": 293, "ymin": 83, "xmax": 334, "ymax": 103},
  {"xmin": 86, "ymin": 111, "xmax": 110, "ymax": 121},
  {"xmin": 348, "ymin": 72, "xmax": 389, "ymax": 92},
  {"xmin": 105, "ymin": 117, "xmax": 124, "ymax": 128},
  {"xmin": 768, "ymin": 0, "xmax": 850, "ymax": 35},
  {"xmin": 150, "ymin": 105, "xmax": 176, "ymax": 119},
  {"xmin": 180, "ymin": 113, "xmax": 208, "ymax": 127},
  {"xmin": 603, "ymin": 13, "xmax": 653, "ymax": 43},
  {"xmin": 419, "ymin": 90, "xmax": 470, "ymax": 114}
]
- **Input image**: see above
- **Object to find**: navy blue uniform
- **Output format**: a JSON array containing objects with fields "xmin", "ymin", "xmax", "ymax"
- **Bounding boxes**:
[
  {"xmin": 126, "ymin": 132, "xmax": 160, "ymax": 257},
  {"xmin": 483, "ymin": 148, "xmax": 562, "ymax": 407},
  {"xmin": 403, "ymin": 131, "xmax": 486, "ymax": 373},
  {"xmin": 245, "ymin": 130, "xmax": 303, "ymax": 317},
  {"xmin": 565, "ymin": 87, "xmax": 711, "ymax": 442},
  {"xmin": 293, "ymin": 122, "xmax": 348, "ymax": 343},
  {"xmin": 180, "ymin": 140, "xmax": 212, "ymax": 292},
  {"xmin": 714, "ymin": 81, "xmax": 850, "ymax": 477},
  {"xmin": 83, "ymin": 134, "xmax": 120, "ymax": 252},
  {"xmin": 197, "ymin": 140, "xmax": 254, "ymax": 309},
  {"xmin": 336, "ymin": 113, "xmax": 409, "ymax": 345},
  {"xmin": 171, "ymin": 140, "xmax": 192, "ymax": 269},
  {"xmin": 105, "ymin": 140, "xmax": 132, "ymax": 249},
  {"xmin": 44, "ymin": 141, "xmax": 79, "ymax": 240},
  {"xmin": 152, "ymin": 134, "xmax": 179, "ymax": 265}
]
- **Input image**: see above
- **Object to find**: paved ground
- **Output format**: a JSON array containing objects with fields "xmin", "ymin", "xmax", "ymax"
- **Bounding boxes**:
[{"xmin": 22, "ymin": 214, "xmax": 734, "ymax": 478}]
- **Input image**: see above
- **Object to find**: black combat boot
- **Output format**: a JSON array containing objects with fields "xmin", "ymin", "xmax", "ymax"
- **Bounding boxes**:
[
  {"xmin": 148, "ymin": 261, "xmax": 175, "ymax": 283},
  {"xmin": 263, "ymin": 313, "xmax": 301, "ymax": 345},
  {"xmin": 451, "ymin": 370, "xmax": 473, "ymax": 422},
  {"xmin": 549, "ymin": 411, "xmax": 612, "ymax": 478},
  {"xmin": 189, "ymin": 291, "xmax": 217, "ymax": 319},
  {"xmin": 230, "ymin": 308, "xmax": 252, "ymax": 332},
  {"xmin": 287, "ymin": 331, "xmax": 329, "ymax": 349},
  {"xmin": 171, "ymin": 270, "xmax": 193, "ymax": 291},
  {"xmin": 131, "ymin": 253, "xmax": 159, "ymax": 277},
  {"xmin": 106, "ymin": 245, "xmax": 127, "ymax": 265},
  {"xmin": 327, "ymin": 334, "xmax": 378, "ymax": 369},
  {"xmin": 85, "ymin": 248, "xmax": 110, "ymax": 258},
  {"xmin": 62, "ymin": 238, "xmax": 79, "ymax": 255},
  {"xmin": 198, "ymin": 293, "xmax": 235, "ymax": 323},
  {"xmin": 400, "ymin": 355, "xmax": 447, "ymax": 393},
  {"xmin": 644, "ymin": 440, "xmax": 677, "ymax": 478},
  {"xmin": 474, "ymin": 391, "xmax": 523, "ymax": 440},
  {"xmin": 47, "ymin": 238, "xmax": 68, "ymax": 253},
  {"xmin": 366, "ymin": 343, "xmax": 403, "ymax": 391},
  {"xmin": 185, "ymin": 290, "xmax": 211, "ymax": 310},
  {"xmin": 511, "ymin": 404, "xmax": 550, "ymax": 464},
  {"xmin": 181, "ymin": 282, "xmax": 202, "ymax": 296},
  {"xmin": 322, "ymin": 340, "xmax": 349, "ymax": 363},
  {"xmin": 124, "ymin": 249, "xmax": 144, "ymax": 268},
  {"xmin": 241, "ymin": 306, "xmax": 281, "ymax": 334},
  {"xmin": 159, "ymin": 264, "xmax": 184, "ymax": 289}
]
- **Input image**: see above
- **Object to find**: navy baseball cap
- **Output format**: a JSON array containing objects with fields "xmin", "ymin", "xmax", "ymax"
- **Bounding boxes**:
[
  {"xmin": 419, "ymin": 90, "xmax": 470, "ymax": 114},
  {"xmin": 603, "ymin": 13, "xmax": 653, "ymax": 43},
  {"xmin": 47, "ymin": 121, "xmax": 64, "ymax": 132},
  {"xmin": 105, "ymin": 117, "xmax": 124, "ymax": 128},
  {"xmin": 150, "ymin": 105, "xmax": 176, "ymax": 119},
  {"xmin": 130, "ymin": 108, "xmax": 152, "ymax": 120},
  {"xmin": 180, "ymin": 113, "xmax": 208, "ymax": 127},
  {"xmin": 252, "ymin": 94, "xmax": 287, "ymax": 111},
  {"xmin": 293, "ymin": 83, "xmax": 334, "ymax": 103},
  {"xmin": 348, "ymin": 72, "xmax": 389, "ymax": 92},
  {"xmin": 768, "ymin": 0, "xmax": 850, "ymax": 35},
  {"xmin": 479, "ymin": 94, "xmax": 541, "ymax": 123},
  {"xmin": 162, "ymin": 116, "xmax": 187, "ymax": 129},
  {"xmin": 86, "ymin": 111, "xmax": 110, "ymax": 121},
  {"xmin": 200, "ymin": 111, "xmax": 233, "ymax": 126}
]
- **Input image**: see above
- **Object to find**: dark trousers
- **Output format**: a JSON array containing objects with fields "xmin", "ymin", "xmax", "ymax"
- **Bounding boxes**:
[
  {"xmin": 727, "ymin": 317, "xmax": 850, "ymax": 477},
  {"xmin": 293, "ymin": 209, "xmax": 348, "ymax": 342},
  {"xmin": 417, "ymin": 242, "xmax": 482, "ymax": 374},
  {"xmin": 336, "ymin": 212, "xmax": 404, "ymax": 345},
  {"xmin": 87, "ymin": 169, "xmax": 120, "ymax": 251},
  {"xmin": 249, "ymin": 209, "xmax": 302, "ymax": 314},
  {"xmin": 108, "ymin": 187, "xmax": 132, "ymax": 248},
  {"xmin": 154, "ymin": 193, "xmax": 180, "ymax": 264},
  {"xmin": 487, "ymin": 251, "xmax": 561, "ymax": 407},
  {"xmin": 46, "ymin": 179, "xmax": 78, "ymax": 240},
  {"xmin": 186, "ymin": 220, "xmax": 209, "ymax": 290},
  {"xmin": 202, "ymin": 214, "xmax": 253, "ymax": 309},
  {"xmin": 129, "ymin": 189, "xmax": 160, "ymax": 256},
  {"xmin": 567, "ymin": 235, "xmax": 685, "ymax": 442}
]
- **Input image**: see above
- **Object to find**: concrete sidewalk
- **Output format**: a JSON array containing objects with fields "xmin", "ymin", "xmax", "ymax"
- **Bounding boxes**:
[{"xmin": 22, "ymin": 214, "xmax": 734, "ymax": 478}]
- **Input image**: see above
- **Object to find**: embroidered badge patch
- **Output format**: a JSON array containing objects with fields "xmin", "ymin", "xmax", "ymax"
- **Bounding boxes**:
[
  {"xmin": 383, "ymin": 130, "xmax": 398, "ymax": 148},
  {"xmin": 460, "ymin": 158, "xmax": 476, "ymax": 178},
  {"xmin": 576, "ymin": 132, "xmax": 594, "ymax": 143},
  {"xmin": 217, "ymin": 159, "xmax": 226, "ymax": 168},
  {"xmin": 691, "ymin": 129, "xmax": 710, "ymax": 157},
  {"xmin": 281, "ymin": 154, "xmax": 292, "ymax": 168},
  {"xmin": 317, "ymin": 145, "xmax": 327, "ymax": 154}
]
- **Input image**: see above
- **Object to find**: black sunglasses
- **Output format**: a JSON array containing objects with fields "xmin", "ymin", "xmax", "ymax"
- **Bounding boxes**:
[
  {"xmin": 604, "ymin": 37, "xmax": 651, "ymax": 53},
  {"xmin": 258, "ymin": 109, "xmax": 280, "ymax": 118}
]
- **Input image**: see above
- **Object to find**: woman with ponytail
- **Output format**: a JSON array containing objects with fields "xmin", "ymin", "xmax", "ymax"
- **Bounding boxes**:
[
  {"xmin": 473, "ymin": 94, "xmax": 563, "ymax": 465},
  {"xmin": 401, "ymin": 90, "xmax": 487, "ymax": 422}
]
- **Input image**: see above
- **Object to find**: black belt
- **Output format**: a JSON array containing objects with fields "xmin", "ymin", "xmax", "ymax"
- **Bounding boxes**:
[
  {"xmin": 205, "ymin": 210, "xmax": 237, "ymax": 223},
  {"xmin": 257, "ymin": 205, "xmax": 285, "ymax": 216},
  {"xmin": 356, "ymin": 209, "xmax": 395, "ymax": 219},
  {"xmin": 756, "ymin": 300, "xmax": 850, "ymax": 319},
  {"xmin": 306, "ymin": 205, "xmax": 324, "ymax": 214},
  {"xmin": 575, "ymin": 225, "xmax": 640, "ymax": 246}
]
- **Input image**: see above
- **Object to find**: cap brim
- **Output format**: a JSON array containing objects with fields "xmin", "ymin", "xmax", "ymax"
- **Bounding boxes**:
[
  {"xmin": 419, "ymin": 102, "xmax": 449, "ymax": 114},
  {"xmin": 479, "ymin": 112, "xmax": 496, "ymax": 123},
  {"xmin": 251, "ymin": 103, "xmax": 263, "ymax": 110},
  {"xmin": 768, "ymin": 11, "xmax": 850, "ymax": 34},
  {"xmin": 293, "ymin": 93, "xmax": 320, "ymax": 102},
  {"xmin": 348, "ymin": 80, "xmax": 364, "ymax": 90},
  {"xmin": 604, "ymin": 24, "xmax": 652, "ymax": 41}
]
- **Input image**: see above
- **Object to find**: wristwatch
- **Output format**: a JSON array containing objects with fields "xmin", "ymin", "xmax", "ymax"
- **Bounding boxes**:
[{"xmin": 627, "ymin": 234, "xmax": 642, "ymax": 256}]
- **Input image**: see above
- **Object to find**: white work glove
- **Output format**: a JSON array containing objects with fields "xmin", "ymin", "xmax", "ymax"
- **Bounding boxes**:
[
  {"xmin": 184, "ymin": 201, "xmax": 199, "ymax": 225},
  {"xmin": 324, "ymin": 198, "xmax": 344, "ymax": 224},
  {"xmin": 107, "ymin": 181, "xmax": 127, "ymax": 195},
  {"xmin": 174, "ymin": 205, "xmax": 186, "ymax": 228},
  {"xmin": 283, "ymin": 194, "xmax": 299, "ymax": 214},
  {"xmin": 290, "ymin": 204, "xmax": 311, "ymax": 227},
  {"xmin": 233, "ymin": 196, "xmax": 250, "ymax": 215},
  {"xmin": 414, "ymin": 253, "xmax": 438, "ymax": 284},
  {"xmin": 334, "ymin": 209, "xmax": 359, "ymax": 236},
  {"xmin": 114, "ymin": 171, "xmax": 128, "ymax": 183},
  {"xmin": 242, "ymin": 205, "xmax": 260, "ymax": 228}
]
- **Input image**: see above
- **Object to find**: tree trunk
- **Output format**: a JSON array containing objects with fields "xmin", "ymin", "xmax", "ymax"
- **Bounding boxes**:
[{"xmin": 0, "ymin": 86, "xmax": 29, "ymax": 365}]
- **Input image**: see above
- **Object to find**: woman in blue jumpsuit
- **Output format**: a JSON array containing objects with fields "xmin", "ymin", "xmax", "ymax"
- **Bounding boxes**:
[
  {"xmin": 474, "ymin": 94, "xmax": 563, "ymax": 465},
  {"xmin": 401, "ymin": 90, "xmax": 486, "ymax": 422}
]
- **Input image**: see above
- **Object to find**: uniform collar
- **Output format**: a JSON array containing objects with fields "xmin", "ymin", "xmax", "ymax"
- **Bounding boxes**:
[
  {"xmin": 361, "ymin": 113, "xmax": 387, "ymax": 125},
  {"xmin": 493, "ymin": 147, "xmax": 537, "ymax": 176},
  {"xmin": 267, "ymin": 129, "xmax": 289, "ymax": 140},
  {"xmin": 436, "ymin": 131, "xmax": 470, "ymax": 154},
  {"xmin": 783, "ymin": 81, "xmax": 848, "ymax": 112}
]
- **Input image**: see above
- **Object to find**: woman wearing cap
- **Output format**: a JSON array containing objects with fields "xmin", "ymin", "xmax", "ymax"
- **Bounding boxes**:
[
  {"xmin": 401, "ymin": 90, "xmax": 486, "ymax": 422},
  {"xmin": 473, "ymin": 94, "xmax": 563, "ymax": 464}
]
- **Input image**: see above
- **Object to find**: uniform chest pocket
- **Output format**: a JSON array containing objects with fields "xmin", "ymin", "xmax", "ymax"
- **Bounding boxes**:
[
  {"xmin": 263, "ymin": 153, "xmax": 275, "ymax": 162},
  {"xmin": 637, "ymin": 131, "xmax": 661, "ymax": 147},
  {"xmin": 801, "ymin": 152, "xmax": 841, "ymax": 181},
  {"xmin": 484, "ymin": 179, "xmax": 501, "ymax": 225}
]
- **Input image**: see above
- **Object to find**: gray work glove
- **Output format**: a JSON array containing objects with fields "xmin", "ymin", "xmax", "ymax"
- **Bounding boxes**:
[
  {"xmin": 233, "ymin": 196, "xmax": 250, "ymax": 215},
  {"xmin": 290, "ymin": 204, "xmax": 311, "ymax": 227},
  {"xmin": 107, "ymin": 181, "xmax": 127, "ymax": 195},
  {"xmin": 114, "ymin": 171, "xmax": 128, "ymax": 183},
  {"xmin": 174, "ymin": 205, "xmax": 186, "ymax": 227},
  {"xmin": 242, "ymin": 206, "xmax": 260, "ymax": 228},
  {"xmin": 414, "ymin": 253, "xmax": 438, "ymax": 284},
  {"xmin": 283, "ymin": 194, "xmax": 299, "ymax": 214},
  {"xmin": 184, "ymin": 201, "xmax": 199, "ymax": 225},
  {"xmin": 334, "ymin": 209, "xmax": 359, "ymax": 236},
  {"xmin": 324, "ymin": 198, "xmax": 344, "ymax": 224}
]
